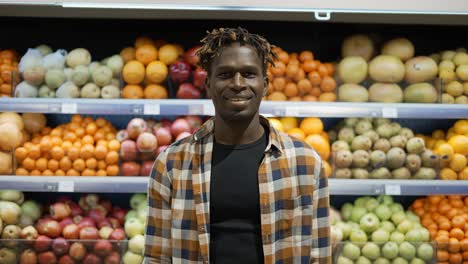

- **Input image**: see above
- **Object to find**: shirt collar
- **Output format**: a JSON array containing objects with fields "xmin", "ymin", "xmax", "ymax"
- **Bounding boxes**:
[{"xmin": 193, "ymin": 115, "xmax": 283, "ymax": 153}]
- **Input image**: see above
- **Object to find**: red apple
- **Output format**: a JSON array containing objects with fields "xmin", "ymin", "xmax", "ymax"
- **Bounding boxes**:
[
  {"xmin": 50, "ymin": 202, "xmax": 72, "ymax": 220},
  {"xmin": 169, "ymin": 60, "xmax": 191, "ymax": 83},
  {"xmin": 77, "ymin": 217, "xmax": 96, "ymax": 229},
  {"xmin": 136, "ymin": 132, "xmax": 158, "ymax": 153},
  {"xmin": 38, "ymin": 251, "xmax": 57, "ymax": 264},
  {"xmin": 88, "ymin": 208, "xmax": 106, "ymax": 223},
  {"xmin": 94, "ymin": 240, "xmax": 112, "ymax": 257},
  {"xmin": 160, "ymin": 119, "xmax": 172, "ymax": 128},
  {"xmin": 58, "ymin": 255, "xmax": 76, "ymax": 264},
  {"xmin": 176, "ymin": 82, "xmax": 201, "ymax": 99},
  {"xmin": 59, "ymin": 218, "xmax": 74, "ymax": 229},
  {"xmin": 104, "ymin": 251, "xmax": 120, "ymax": 264},
  {"xmin": 108, "ymin": 228, "xmax": 125, "ymax": 241},
  {"xmin": 99, "ymin": 226, "xmax": 114, "ymax": 239},
  {"xmin": 21, "ymin": 225, "xmax": 38, "ymax": 241},
  {"xmin": 140, "ymin": 161, "xmax": 154, "ymax": 177},
  {"xmin": 107, "ymin": 217, "xmax": 121, "ymax": 228},
  {"xmin": 62, "ymin": 224, "xmax": 80, "ymax": 239},
  {"xmin": 34, "ymin": 235, "xmax": 52, "ymax": 252},
  {"xmin": 82, "ymin": 253, "xmax": 101, "ymax": 264},
  {"xmin": 68, "ymin": 202, "xmax": 83, "ymax": 217},
  {"xmin": 170, "ymin": 118, "xmax": 191, "ymax": 138},
  {"xmin": 69, "ymin": 242, "xmax": 86, "ymax": 261},
  {"xmin": 185, "ymin": 116, "xmax": 203, "ymax": 130},
  {"xmin": 80, "ymin": 226, "xmax": 99, "ymax": 240},
  {"xmin": 57, "ymin": 196, "xmax": 72, "ymax": 204},
  {"xmin": 38, "ymin": 219, "xmax": 62, "ymax": 238},
  {"xmin": 110, "ymin": 208, "xmax": 126, "ymax": 225},
  {"xmin": 20, "ymin": 249, "xmax": 37, "ymax": 264},
  {"xmin": 120, "ymin": 161, "xmax": 141, "ymax": 176},
  {"xmin": 120, "ymin": 140, "xmax": 138, "ymax": 161},
  {"xmin": 126, "ymin": 118, "xmax": 147, "ymax": 140},
  {"xmin": 156, "ymin": 145, "xmax": 169, "ymax": 156},
  {"xmin": 52, "ymin": 237, "xmax": 70, "ymax": 256},
  {"xmin": 176, "ymin": 131, "xmax": 191, "ymax": 141},
  {"xmin": 183, "ymin": 46, "xmax": 201, "ymax": 67},
  {"xmin": 145, "ymin": 119, "xmax": 157, "ymax": 131},
  {"xmin": 97, "ymin": 218, "xmax": 111, "ymax": 229},
  {"xmin": 154, "ymin": 127, "xmax": 172, "ymax": 146},
  {"xmin": 82, "ymin": 194, "xmax": 100, "ymax": 209},
  {"xmin": 116, "ymin": 129, "xmax": 128, "ymax": 142},
  {"xmin": 99, "ymin": 200, "xmax": 112, "ymax": 214},
  {"xmin": 193, "ymin": 67, "xmax": 208, "ymax": 90}
]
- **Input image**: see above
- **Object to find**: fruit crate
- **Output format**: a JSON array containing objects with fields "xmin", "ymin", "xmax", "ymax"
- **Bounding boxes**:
[
  {"xmin": 0, "ymin": 238, "xmax": 129, "ymax": 264},
  {"xmin": 332, "ymin": 241, "xmax": 437, "ymax": 264}
]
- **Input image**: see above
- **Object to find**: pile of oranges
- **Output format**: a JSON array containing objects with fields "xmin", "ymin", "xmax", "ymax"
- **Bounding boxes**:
[
  {"xmin": 14, "ymin": 114, "xmax": 121, "ymax": 176},
  {"xmin": 410, "ymin": 195, "xmax": 468, "ymax": 264},
  {"xmin": 266, "ymin": 47, "xmax": 336, "ymax": 102},
  {"xmin": 0, "ymin": 49, "xmax": 19, "ymax": 97},
  {"xmin": 268, "ymin": 116, "xmax": 332, "ymax": 176},
  {"xmin": 120, "ymin": 36, "xmax": 182, "ymax": 99}
]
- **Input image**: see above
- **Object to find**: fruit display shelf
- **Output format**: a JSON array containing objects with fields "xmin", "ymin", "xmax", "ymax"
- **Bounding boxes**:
[
  {"xmin": 1, "ymin": 98, "xmax": 468, "ymax": 119},
  {"xmin": 0, "ymin": 176, "xmax": 467, "ymax": 195}
]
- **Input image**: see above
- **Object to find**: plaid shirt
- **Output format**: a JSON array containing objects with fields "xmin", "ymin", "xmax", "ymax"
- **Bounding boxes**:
[{"xmin": 144, "ymin": 116, "xmax": 331, "ymax": 264}]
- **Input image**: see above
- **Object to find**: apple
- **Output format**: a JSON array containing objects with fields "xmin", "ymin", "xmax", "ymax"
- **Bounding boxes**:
[
  {"xmin": 21, "ymin": 200, "xmax": 42, "ymax": 221},
  {"xmin": 390, "ymin": 203, "xmax": 404, "ymax": 213},
  {"xmin": 99, "ymin": 200, "xmax": 112, "ymax": 214},
  {"xmin": 170, "ymin": 118, "xmax": 191, "ymax": 138},
  {"xmin": 380, "ymin": 221, "xmax": 396, "ymax": 233},
  {"xmin": 19, "ymin": 214, "xmax": 35, "ymax": 228},
  {"xmin": 59, "ymin": 218, "xmax": 74, "ymax": 229},
  {"xmin": 50, "ymin": 202, "xmax": 71, "ymax": 220},
  {"xmin": 94, "ymin": 239, "xmax": 113, "ymax": 257},
  {"xmin": 354, "ymin": 197, "xmax": 370, "ymax": 208},
  {"xmin": 193, "ymin": 68, "xmax": 207, "ymax": 90},
  {"xmin": 58, "ymin": 255, "xmax": 75, "ymax": 264},
  {"xmin": 331, "ymin": 226, "xmax": 343, "ymax": 245},
  {"xmin": 125, "ymin": 218, "xmax": 144, "ymax": 238},
  {"xmin": 409, "ymin": 258, "xmax": 424, "ymax": 264},
  {"xmin": 126, "ymin": 118, "xmax": 147, "ymax": 140},
  {"xmin": 62, "ymin": 224, "xmax": 80, "ymax": 239},
  {"xmin": 130, "ymin": 194, "xmax": 147, "ymax": 210},
  {"xmin": 371, "ymin": 229, "xmax": 390, "ymax": 244},
  {"xmin": 21, "ymin": 225, "xmax": 39, "ymax": 241},
  {"xmin": 361, "ymin": 242, "xmax": 380, "ymax": 260},
  {"xmin": 20, "ymin": 249, "xmax": 38, "ymax": 264},
  {"xmin": 154, "ymin": 127, "xmax": 172, "ymax": 146},
  {"xmin": 138, "ymin": 151, "xmax": 155, "ymax": 161},
  {"xmin": 382, "ymin": 241, "xmax": 399, "ymax": 259},
  {"xmin": 34, "ymin": 235, "xmax": 52, "ymax": 252},
  {"xmin": 399, "ymin": 241, "xmax": 416, "ymax": 260},
  {"xmin": 360, "ymin": 213, "xmax": 380, "ymax": 233},
  {"xmin": 110, "ymin": 208, "xmax": 126, "ymax": 225},
  {"xmin": 350, "ymin": 207, "xmax": 367, "ymax": 223},
  {"xmin": 80, "ymin": 194, "xmax": 100, "ymax": 210},
  {"xmin": 374, "ymin": 257, "xmax": 390, "ymax": 264},
  {"xmin": 355, "ymin": 256, "xmax": 371, "ymax": 264},
  {"xmin": 391, "ymin": 211, "xmax": 407, "ymax": 225},
  {"xmin": 125, "ymin": 210, "xmax": 137, "ymax": 222},
  {"xmin": 128, "ymin": 234, "xmax": 145, "ymax": 254},
  {"xmin": 77, "ymin": 217, "xmax": 96, "ymax": 229},
  {"xmin": 136, "ymin": 132, "xmax": 158, "ymax": 153},
  {"xmin": 377, "ymin": 195, "xmax": 394, "ymax": 205},
  {"xmin": 406, "ymin": 211, "xmax": 420, "ymax": 223},
  {"xmin": 88, "ymin": 208, "xmax": 106, "ymax": 223},
  {"xmin": 109, "ymin": 228, "xmax": 125, "ymax": 241},
  {"xmin": 38, "ymin": 251, "xmax": 57, "ymax": 264},
  {"xmin": 97, "ymin": 218, "xmax": 112, "ymax": 229},
  {"xmin": 335, "ymin": 222, "xmax": 351, "ymax": 240},
  {"xmin": 341, "ymin": 203, "xmax": 353, "ymax": 221},
  {"xmin": 169, "ymin": 60, "xmax": 191, "ymax": 83},
  {"xmin": 107, "ymin": 217, "xmax": 121, "ymax": 228},
  {"xmin": 350, "ymin": 229, "xmax": 367, "ymax": 244},
  {"xmin": 336, "ymin": 256, "xmax": 353, "ymax": 264},
  {"xmin": 183, "ymin": 46, "xmax": 200, "ymax": 67},
  {"xmin": 390, "ymin": 231, "xmax": 405, "ymax": 244},
  {"xmin": 104, "ymin": 251, "xmax": 120, "ymax": 264},
  {"xmin": 99, "ymin": 226, "xmax": 114, "ymax": 239},
  {"xmin": 418, "ymin": 228, "xmax": 430, "ymax": 242},
  {"xmin": 176, "ymin": 131, "xmax": 191, "ymax": 141},
  {"xmin": 156, "ymin": 145, "xmax": 169, "ymax": 156},
  {"xmin": 122, "ymin": 251, "xmax": 143, "ymax": 264},
  {"xmin": 120, "ymin": 161, "xmax": 141, "ymax": 176},
  {"xmin": 405, "ymin": 229, "xmax": 422, "ymax": 242},
  {"xmin": 416, "ymin": 243, "xmax": 433, "ymax": 261},
  {"xmin": 342, "ymin": 242, "xmax": 360, "ymax": 260},
  {"xmin": 396, "ymin": 220, "xmax": 413, "ymax": 234},
  {"xmin": 40, "ymin": 220, "xmax": 62, "ymax": 238},
  {"xmin": 116, "ymin": 129, "xmax": 129, "ymax": 142},
  {"xmin": 120, "ymin": 140, "xmax": 138, "ymax": 161},
  {"xmin": 69, "ymin": 242, "xmax": 87, "ymax": 261},
  {"xmin": 52, "ymin": 237, "xmax": 70, "ymax": 256},
  {"xmin": 68, "ymin": 202, "xmax": 83, "ymax": 217},
  {"xmin": 0, "ymin": 248, "xmax": 16, "ymax": 264},
  {"xmin": 176, "ymin": 82, "xmax": 201, "ymax": 99},
  {"xmin": 80, "ymin": 226, "xmax": 99, "ymax": 240},
  {"xmin": 365, "ymin": 198, "xmax": 379, "ymax": 212},
  {"xmin": 392, "ymin": 257, "xmax": 409, "ymax": 264},
  {"xmin": 375, "ymin": 204, "xmax": 392, "ymax": 221},
  {"xmin": 82, "ymin": 253, "xmax": 101, "ymax": 264},
  {"xmin": 140, "ymin": 161, "xmax": 154, "ymax": 177}
]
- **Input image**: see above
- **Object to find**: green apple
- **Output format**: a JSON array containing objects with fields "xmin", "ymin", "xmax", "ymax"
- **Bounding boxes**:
[
  {"xmin": 397, "ymin": 220, "xmax": 413, "ymax": 234},
  {"xmin": 405, "ymin": 211, "xmax": 420, "ymax": 223},
  {"xmin": 372, "ymin": 229, "xmax": 390, "ymax": 244},
  {"xmin": 365, "ymin": 198, "xmax": 379, "ymax": 212},
  {"xmin": 382, "ymin": 241, "xmax": 399, "ymax": 259},
  {"xmin": 374, "ymin": 257, "xmax": 391, "ymax": 264},
  {"xmin": 390, "ymin": 203, "xmax": 404, "ymax": 213},
  {"xmin": 342, "ymin": 242, "xmax": 361, "ymax": 260},
  {"xmin": 391, "ymin": 211, "xmax": 407, "ymax": 225},
  {"xmin": 337, "ymin": 256, "xmax": 353, "ymax": 264},
  {"xmin": 355, "ymin": 197, "xmax": 370, "ymax": 208},
  {"xmin": 360, "ymin": 213, "xmax": 380, "ymax": 233},
  {"xmin": 350, "ymin": 229, "xmax": 368, "ymax": 244},
  {"xmin": 377, "ymin": 195, "xmax": 394, "ymax": 205},
  {"xmin": 416, "ymin": 242, "xmax": 434, "ymax": 261},
  {"xmin": 392, "ymin": 257, "xmax": 409, "ymax": 264},
  {"xmin": 124, "ymin": 218, "xmax": 145, "ymax": 238},
  {"xmin": 390, "ymin": 231, "xmax": 405, "ymax": 244},
  {"xmin": 405, "ymin": 229, "xmax": 422, "ymax": 243},
  {"xmin": 130, "ymin": 193, "xmax": 147, "ymax": 210},
  {"xmin": 336, "ymin": 222, "xmax": 351, "ymax": 239},
  {"xmin": 399, "ymin": 241, "xmax": 416, "ymax": 260},
  {"xmin": 355, "ymin": 256, "xmax": 371, "ymax": 264},
  {"xmin": 380, "ymin": 221, "xmax": 396, "ymax": 233},
  {"xmin": 375, "ymin": 204, "xmax": 392, "ymax": 221},
  {"xmin": 409, "ymin": 258, "xmax": 425, "ymax": 264},
  {"xmin": 125, "ymin": 210, "xmax": 137, "ymax": 222},
  {"xmin": 341, "ymin": 203, "xmax": 354, "ymax": 221},
  {"xmin": 419, "ymin": 228, "xmax": 430, "ymax": 242},
  {"xmin": 128, "ymin": 234, "xmax": 145, "ymax": 254},
  {"xmin": 351, "ymin": 207, "xmax": 367, "ymax": 223},
  {"xmin": 362, "ymin": 242, "xmax": 380, "ymax": 260},
  {"xmin": 123, "ymin": 251, "xmax": 143, "ymax": 264}
]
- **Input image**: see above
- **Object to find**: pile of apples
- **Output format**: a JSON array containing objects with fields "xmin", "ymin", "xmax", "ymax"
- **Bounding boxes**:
[
  {"xmin": 118, "ymin": 116, "xmax": 202, "ymax": 176},
  {"xmin": 121, "ymin": 193, "xmax": 147, "ymax": 264},
  {"xmin": 168, "ymin": 46, "xmax": 208, "ymax": 99},
  {"xmin": 333, "ymin": 195, "xmax": 434, "ymax": 264}
]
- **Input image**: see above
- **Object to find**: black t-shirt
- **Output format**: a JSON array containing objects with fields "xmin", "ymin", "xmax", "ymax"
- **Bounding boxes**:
[{"xmin": 209, "ymin": 130, "xmax": 267, "ymax": 264}]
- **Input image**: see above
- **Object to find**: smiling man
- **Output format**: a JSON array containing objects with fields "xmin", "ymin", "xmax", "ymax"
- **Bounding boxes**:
[{"xmin": 144, "ymin": 27, "xmax": 331, "ymax": 264}]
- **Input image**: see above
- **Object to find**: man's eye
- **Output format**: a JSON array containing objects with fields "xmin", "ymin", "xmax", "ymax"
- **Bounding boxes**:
[
  {"xmin": 243, "ymin": 72, "xmax": 256, "ymax": 78},
  {"xmin": 217, "ymin": 72, "xmax": 231, "ymax": 78}
]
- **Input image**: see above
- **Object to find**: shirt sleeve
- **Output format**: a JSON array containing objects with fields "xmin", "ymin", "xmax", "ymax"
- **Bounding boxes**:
[
  {"xmin": 144, "ymin": 150, "xmax": 173, "ymax": 263},
  {"xmin": 310, "ymin": 159, "xmax": 331, "ymax": 264}
]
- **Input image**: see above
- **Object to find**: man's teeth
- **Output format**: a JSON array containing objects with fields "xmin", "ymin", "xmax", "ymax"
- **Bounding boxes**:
[{"xmin": 230, "ymin": 98, "xmax": 248, "ymax": 101}]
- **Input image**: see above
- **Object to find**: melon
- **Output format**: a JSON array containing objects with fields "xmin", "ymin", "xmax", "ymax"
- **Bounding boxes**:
[
  {"xmin": 404, "ymin": 83, "xmax": 438, "ymax": 103},
  {"xmin": 369, "ymin": 83, "xmax": 404, "ymax": 103},
  {"xmin": 0, "ymin": 151, "xmax": 12, "ymax": 175},
  {"xmin": 338, "ymin": 56, "xmax": 368, "ymax": 84},
  {"xmin": 0, "ymin": 123, "xmax": 22, "ymax": 151},
  {"xmin": 22, "ymin": 65, "xmax": 46, "ymax": 86},
  {"xmin": 369, "ymin": 55, "xmax": 405, "ymax": 83},
  {"xmin": 381, "ymin": 38, "xmax": 415, "ymax": 61},
  {"xmin": 22, "ymin": 113, "xmax": 47, "ymax": 134},
  {"xmin": 341, "ymin": 34, "xmax": 375, "ymax": 61},
  {"xmin": 405, "ymin": 56, "xmax": 438, "ymax": 84},
  {"xmin": 0, "ymin": 112, "xmax": 24, "ymax": 131},
  {"xmin": 338, "ymin": 84, "xmax": 369, "ymax": 102}
]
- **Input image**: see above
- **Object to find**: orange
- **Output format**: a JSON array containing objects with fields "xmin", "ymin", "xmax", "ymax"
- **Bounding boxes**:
[
  {"xmin": 440, "ymin": 220, "xmax": 453, "ymax": 231},
  {"xmin": 460, "ymin": 167, "xmax": 468, "ymax": 180},
  {"xmin": 71, "ymin": 114, "xmax": 83, "ymax": 124},
  {"xmin": 438, "ymin": 250, "xmax": 449, "ymax": 261},
  {"xmin": 270, "ymin": 61, "xmax": 286, "ymax": 76},
  {"xmin": 463, "ymin": 251, "xmax": 468, "ymax": 261},
  {"xmin": 106, "ymin": 165, "xmax": 119, "ymax": 176},
  {"xmin": 80, "ymin": 144, "xmax": 94, "ymax": 159},
  {"xmin": 41, "ymin": 127, "xmax": 51, "ymax": 135},
  {"xmin": 450, "ymin": 153, "xmax": 467, "ymax": 172},
  {"xmin": 449, "ymin": 135, "xmax": 468, "ymax": 155},
  {"xmin": 454, "ymin": 120, "xmax": 468, "ymax": 135},
  {"xmin": 73, "ymin": 159, "xmax": 86, "ymax": 172},
  {"xmin": 85, "ymin": 123, "xmax": 97, "ymax": 136},
  {"xmin": 285, "ymin": 64, "xmax": 299, "ymax": 79},
  {"xmin": 85, "ymin": 158, "xmax": 97, "ymax": 170},
  {"xmin": 97, "ymin": 160, "xmax": 107, "ymax": 170},
  {"xmin": 59, "ymin": 156, "xmax": 72, "ymax": 171},
  {"xmin": 319, "ymin": 92, "xmax": 337, "ymax": 102},
  {"xmin": 279, "ymin": 117, "xmax": 298, "ymax": 132},
  {"xmin": 268, "ymin": 118, "xmax": 284, "ymax": 132},
  {"xmin": 55, "ymin": 169, "xmax": 65, "ymax": 176},
  {"xmin": 47, "ymin": 159, "xmax": 59, "ymax": 172},
  {"xmin": 272, "ymin": 77, "xmax": 286, "ymax": 91},
  {"xmin": 308, "ymin": 71, "xmax": 322, "ymax": 86},
  {"xmin": 120, "ymin": 47, "xmax": 136, "ymax": 63},
  {"xmin": 50, "ymin": 146, "xmax": 65, "ymax": 161},
  {"xmin": 14, "ymin": 147, "xmax": 27, "ymax": 161},
  {"xmin": 22, "ymin": 157, "xmax": 35, "ymax": 171},
  {"xmin": 449, "ymin": 237, "xmax": 461, "ymax": 253},
  {"xmin": 0, "ymin": 84, "xmax": 11, "ymax": 95},
  {"xmin": 66, "ymin": 169, "xmax": 80, "ymax": 176},
  {"xmin": 300, "ymin": 117, "xmax": 323, "ymax": 135},
  {"xmin": 144, "ymin": 84, "xmax": 168, "ymax": 99},
  {"xmin": 108, "ymin": 140, "xmax": 121, "ymax": 151},
  {"xmin": 453, "ymin": 215, "xmax": 466, "ymax": 229},
  {"xmin": 317, "ymin": 64, "xmax": 329, "ymax": 77},
  {"xmin": 134, "ymin": 36, "xmax": 154, "ymax": 48},
  {"xmin": 323, "ymin": 161, "xmax": 332, "ymax": 178},
  {"xmin": 324, "ymin": 63, "xmax": 335, "ymax": 76},
  {"xmin": 35, "ymin": 158, "xmax": 47, "ymax": 172},
  {"xmin": 123, "ymin": 60, "xmax": 146, "ymax": 85},
  {"xmin": 63, "ymin": 132, "xmax": 77, "ymax": 142},
  {"xmin": 267, "ymin": 91, "xmax": 287, "ymax": 101},
  {"xmin": 105, "ymin": 132, "xmax": 116, "ymax": 141},
  {"xmin": 82, "ymin": 135, "xmax": 94, "ymax": 145},
  {"xmin": 299, "ymin": 51, "xmax": 314, "ymax": 62},
  {"xmin": 93, "ymin": 130, "xmax": 106, "ymax": 142},
  {"xmin": 67, "ymin": 147, "xmax": 80, "ymax": 160},
  {"xmin": 302, "ymin": 60, "xmax": 318, "ymax": 73},
  {"xmin": 158, "ymin": 44, "xmax": 179, "ymax": 65},
  {"xmin": 441, "ymin": 168, "xmax": 458, "ymax": 180},
  {"xmin": 304, "ymin": 134, "xmax": 330, "ymax": 160},
  {"xmin": 39, "ymin": 138, "xmax": 52, "ymax": 153},
  {"xmin": 105, "ymin": 151, "xmax": 119, "ymax": 165},
  {"xmin": 15, "ymin": 167, "xmax": 29, "ymax": 176},
  {"xmin": 135, "ymin": 44, "xmax": 158, "ymax": 65},
  {"xmin": 284, "ymin": 82, "xmax": 298, "ymax": 98},
  {"xmin": 433, "ymin": 129, "xmax": 446, "ymax": 140},
  {"xmin": 96, "ymin": 169, "xmax": 107, "ymax": 177},
  {"xmin": 50, "ymin": 137, "xmax": 63, "ymax": 147},
  {"xmin": 82, "ymin": 116, "xmax": 93, "ymax": 125},
  {"xmin": 451, "ymin": 228, "xmax": 466, "ymax": 241},
  {"xmin": 122, "ymin": 84, "xmax": 144, "ymax": 99},
  {"xmin": 146, "ymin": 61, "xmax": 168, "ymax": 84},
  {"xmin": 95, "ymin": 117, "xmax": 107, "ymax": 128},
  {"xmin": 293, "ymin": 69, "xmax": 305, "ymax": 82},
  {"xmin": 82, "ymin": 169, "xmax": 96, "ymax": 177},
  {"xmin": 276, "ymin": 51, "xmax": 289, "ymax": 64},
  {"xmin": 287, "ymin": 128, "xmax": 306, "ymax": 140},
  {"xmin": 450, "ymin": 253, "xmax": 463, "ymax": 264},
  {"xmin": 461, "ymin": 238, "xmax": 468, "ymax": 251},
  {"xmin": 303, "ymin": 95, "xmax": 318, "ymax": 102},
  {"xmin": 320, "ymin": 76, "xmax": 336, "ymax": 92},
  {"xmin": 42, "ymin": 169, "xmax": 54, "ymax": 176},
  {"xmin": 437, "ymin": 236, "xmax": 450, "ymax": 250},
  {"xmin": 29, "ymin": 169, "xmax": 41, "ymax": 176},
  {"xmin": 94, "ymin": 145, "xmax": 108, "ymax": 160},
  {"xmin": 297, "ymin": 79, "xmax": 312, "ymax": 95}
]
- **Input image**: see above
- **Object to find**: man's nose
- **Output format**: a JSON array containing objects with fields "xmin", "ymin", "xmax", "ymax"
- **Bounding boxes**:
[{"xmin": 232, "ymin": 72, "xmax": 246, "ymax": 89}]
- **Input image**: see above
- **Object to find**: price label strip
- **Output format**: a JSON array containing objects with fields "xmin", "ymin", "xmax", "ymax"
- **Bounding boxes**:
[
  {"xmin": 203, "ymin": 104, "xmax": 215, "ymax": 116},
  {"xmin": 382, "ymin": 108, "xmax": 398, "ymax": 118},
  {"xmin": 385, "ymin": 184, "xmax": 401, "ymax": 195},
  {"xmin": 58, "ymin": 181, "xmax": 74, "ymax": 192},
  {"xmin": 285, "ymin": 106, "xmax": 300, "ymax": 117},
  {"xmin": 144, "ymin": 104, "xmax": 160, "ymax": 115},
  {"xmin": 62, "ymin": 103, "xmax": 78, "ymax": 114}
]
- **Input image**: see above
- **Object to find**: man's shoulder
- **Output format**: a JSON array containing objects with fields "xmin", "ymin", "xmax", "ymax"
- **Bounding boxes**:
[{"xmin": 154, "ymin": 134, "xmax": 197, "ymax": 165}]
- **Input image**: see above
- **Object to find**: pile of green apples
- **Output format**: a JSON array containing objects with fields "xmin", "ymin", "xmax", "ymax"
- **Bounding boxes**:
[
  {"xmin": 333, "ymin": 195, "xmax": 435, "ymax": 264},
  {"xmin": 122, "ymin": 193, "xmax": 147, "ymax": 264}
]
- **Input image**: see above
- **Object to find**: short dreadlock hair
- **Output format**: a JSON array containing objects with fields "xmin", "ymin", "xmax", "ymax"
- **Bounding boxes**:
[{"xmin": 197, "ymin": 27, "xmax": 277, "ymax": 80}]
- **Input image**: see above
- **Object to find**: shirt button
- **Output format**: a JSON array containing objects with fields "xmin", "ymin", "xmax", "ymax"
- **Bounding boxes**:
[
  {"xmin": 199, "ymin": 226, "xmax": 205, "ymax": 232},
  {"xmin": 263, "ymin": 235, "xmax": 271, "ymax": 244}
]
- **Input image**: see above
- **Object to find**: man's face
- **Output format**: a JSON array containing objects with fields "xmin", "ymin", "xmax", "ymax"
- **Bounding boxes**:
[{"xmin": 206, "ymin": 42, "xmax": 266, "ymax": 122}]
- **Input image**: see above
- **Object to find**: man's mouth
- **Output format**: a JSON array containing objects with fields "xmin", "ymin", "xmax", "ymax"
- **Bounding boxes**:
[{"xmin": 224, "ymin": 95, "xmax": 253, "ymax": 101}]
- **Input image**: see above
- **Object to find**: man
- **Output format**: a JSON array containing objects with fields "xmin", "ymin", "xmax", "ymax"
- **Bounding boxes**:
[{"xmin": 144, "ymin": 27, "xmax": 331, "ymax": 264}]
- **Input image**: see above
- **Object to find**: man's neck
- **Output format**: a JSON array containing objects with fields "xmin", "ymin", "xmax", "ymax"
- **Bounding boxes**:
[{"xmin": 213, "ymin": 114, "xmax": 265, "ymax": 145}]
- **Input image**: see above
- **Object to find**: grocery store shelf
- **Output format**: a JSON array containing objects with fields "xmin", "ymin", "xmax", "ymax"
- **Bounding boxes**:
[
  {"xmin": 328, "ymin": 179, "xmax": 468, "ymax": 196},
  {"xmin": 0, "ymin": 0, "xmax": 467, "ymax": 25},
  {"xmin": 0, "ymin": 176, "xmax": 466, "ymax": 195},
  {"xmin": 1, "ymin": 98, "xmax": 467, "ymax": 119},
  {"xmin": 0, "ymin": 176, "xmax": 148, "ymax": 193}
]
